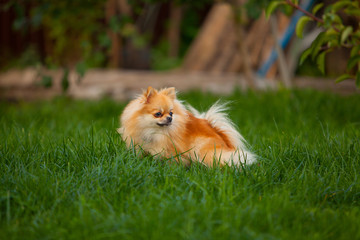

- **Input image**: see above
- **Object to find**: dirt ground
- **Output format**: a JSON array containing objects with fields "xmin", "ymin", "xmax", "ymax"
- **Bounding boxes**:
[{"xmin": 0, "ymin": 68, "xmax": 358, "ymax": 101}]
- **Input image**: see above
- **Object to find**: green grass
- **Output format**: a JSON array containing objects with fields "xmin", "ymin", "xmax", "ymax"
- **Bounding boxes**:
[{"xmin": 1, "ymin": 89, "xmax": 360, "ymax": 239}]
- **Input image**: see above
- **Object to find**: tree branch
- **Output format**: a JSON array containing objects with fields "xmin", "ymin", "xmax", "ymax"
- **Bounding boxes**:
[
  {"xmin": 285, "ymin": 0, "xmax": 324, "ymax": 24},
  {"xmin": 285, "ymin": 0, "xmax": 343, "ymax": 32}
]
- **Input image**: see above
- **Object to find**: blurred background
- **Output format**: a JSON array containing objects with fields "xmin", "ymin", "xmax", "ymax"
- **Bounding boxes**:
[{"xmin": 0, "ymin": 0, "xmax": 359, "ymax": 100}]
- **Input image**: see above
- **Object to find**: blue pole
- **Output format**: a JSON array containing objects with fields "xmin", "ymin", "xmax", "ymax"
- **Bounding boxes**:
[{"xmin": 257, "ymin": 0, "xmax": 316, "ymax": 77}]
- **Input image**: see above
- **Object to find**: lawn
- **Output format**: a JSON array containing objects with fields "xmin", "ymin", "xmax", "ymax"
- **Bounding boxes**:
[{"xmin": 1, "ymin": 89, "xmax": 360, "ymax": 239}]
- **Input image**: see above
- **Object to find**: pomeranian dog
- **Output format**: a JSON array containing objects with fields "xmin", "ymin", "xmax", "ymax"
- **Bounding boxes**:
[{"xmin": 118, "ymin": 87, "xmax": 256, "ymax": 167}]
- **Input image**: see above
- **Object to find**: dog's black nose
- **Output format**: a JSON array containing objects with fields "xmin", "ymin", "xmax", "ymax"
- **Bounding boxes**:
[{"xmin": 167, "ymin": 117, "xmax": 172, "ymax": 122}]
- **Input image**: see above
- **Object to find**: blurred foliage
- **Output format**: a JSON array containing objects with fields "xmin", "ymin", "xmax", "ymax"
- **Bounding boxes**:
[
  {"xmin": 245, "ymin": 0, "xmax": 271, "ymax": 19},
  {"xmin": 2, "ymin": 0, "xmax": 213, "ymax": 71},
  {"xmin": 151, "ymin": 40, "xmax": 182, "ymax": 70},
  {"xmin": 3, "ymin": 0, "xmax": 358, "ymax": 88},
  {"xmin": 267, "ymin": 0, "xmax": 360, "ymax": 87},
  {"xmin": 151, "ymin": 1, "xmax": 211, "ymax": 70},
  {"xmin": 2, "ymin": 0, "xmax": 270, "ymax": 71},
  {"xmin": 295, "ymin": 58, "xmax": 323, "ymax": 77},
  {"xmin": 5, "ymin": 46, "xmax": 41, "ymax": 68},
  {"xmin": 7, "ymin": 0, "xmax": 108, "ymax": 68}
]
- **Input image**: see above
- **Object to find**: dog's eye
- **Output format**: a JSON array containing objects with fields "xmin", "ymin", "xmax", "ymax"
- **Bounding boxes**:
[
  {"xmin": 169, "ymin": 112, "xmax": 173, "ymax": 116},
  {"xmin": 154, "ymin": 112, "xmax": 162, "ymax": 117}
]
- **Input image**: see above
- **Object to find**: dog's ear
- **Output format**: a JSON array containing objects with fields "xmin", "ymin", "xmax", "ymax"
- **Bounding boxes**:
[
  {"xmin": 144, "ymin": 86, "xmax": 157, "ymax": 103},
  {"xmin": 160, "ymin": 87, "xmax": 176, "ymax": 100}
]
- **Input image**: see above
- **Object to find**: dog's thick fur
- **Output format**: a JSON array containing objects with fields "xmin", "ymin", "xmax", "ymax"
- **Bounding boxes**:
[{"xmin": 118, "ymin": 87, "xmax": 256, "ymax": 167}]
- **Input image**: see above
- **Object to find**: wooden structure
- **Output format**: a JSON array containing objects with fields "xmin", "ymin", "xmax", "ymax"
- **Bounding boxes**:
[{"xmin": 182, "ymin": 2, "xmax": 290, "ymax": 81}]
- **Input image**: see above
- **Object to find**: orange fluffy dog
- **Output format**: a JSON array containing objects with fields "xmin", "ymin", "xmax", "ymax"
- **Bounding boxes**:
[{"xmin": 118, "ymin": 87, "xmax": 256, "ymax": 167}]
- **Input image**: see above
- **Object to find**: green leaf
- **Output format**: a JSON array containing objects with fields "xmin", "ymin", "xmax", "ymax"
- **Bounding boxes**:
[
  {"xmin": 344, "ymin": 8, "xmax": 360, "ymax": 17},
  {"xmin": 327, "ymin": 39, "xmax": 338, "ymax": 48},
  {"xmin": 323, "ymin": 13, "xmax": 343, "ymax": 29},
  {"xmin": 98, "ymin": 34, "xmax": 111, "ymax": 48},
  {"xmin": 296, "ymin": 16, "xmax": 312, "ymax": 38},
  {"xmin": 299, "ymin": 48, "xmax": 312, "ymax": 65},
  {"xmin": 41, "ymin": 75, "xmax": 53, "ymax": 88},
  {"xmin": 353, "ymin": 30, "xmax": 360, "ymax": 39},
  {"xmin": 340, "ymin": 26, "xmax": 353, "ymax": 44},
  {"xmin": 316, "ymin": 51, "xmax": 326, "ymax": 74},
  {"xmin": 327, "ymin": 13, "xmax": 343, "ymax": 24},
  {"xmin": 332, "ymin": 1, "xmax": 353, "ymax": 12},
  {"xmin": 324, "ymin": 5, "xmax": 333, "ymax": 14},
  {"xmin": 347, "ymin": 55, "xmax": 360, "ymax": 70},
  {"xmin": 350, "ymin": 45, "xmax": 360, "ymax": 58},
  {"xmin": 356, "ymin": 72, "xmax": 360, "ymax": 88},
  {"xmin": 266, "ymin": 1, "xmax": 286, "ymax": 19},
  {"xmin": 311, "ymin": 32, "xmax": 326, "ymax": 60},
  {"xmin": 109, "ymin": 16, "xmax": 121, "ymax": 33},
  {"xmin": 61, "ymin": 68, "xmax": 69, "ymax": 92},
  {"xmin": 312, "ymin": 3, "xmax": 324, "ymax": 15},
  {"xmin": 76, "ymin": 61, "xmax": 87, "ymax": 78},
  {"xmin": 283, "ymin": 4, "xmax": 294, "ymax": 16},
  {"xmin": 335, "ymin": 74, "xmax": 351, "ymax": 83},
  {"xmin": 324, "ymin": 31, "xmax": 339, "ymax": 48},
  {"xmin": 325, "ymin": 28, "xmax": 339, "ymax": 36}
]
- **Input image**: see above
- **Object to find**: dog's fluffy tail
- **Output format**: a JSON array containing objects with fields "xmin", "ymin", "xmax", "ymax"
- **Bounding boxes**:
[{"xmin": 188, "ymin": 101, "xmax": 257, "ymax": 165}]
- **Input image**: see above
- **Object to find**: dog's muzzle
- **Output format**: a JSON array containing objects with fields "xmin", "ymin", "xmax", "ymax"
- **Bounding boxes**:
[{"xmin": 157, "ymin": 117, "xmax": 172, "ymax": 127}]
